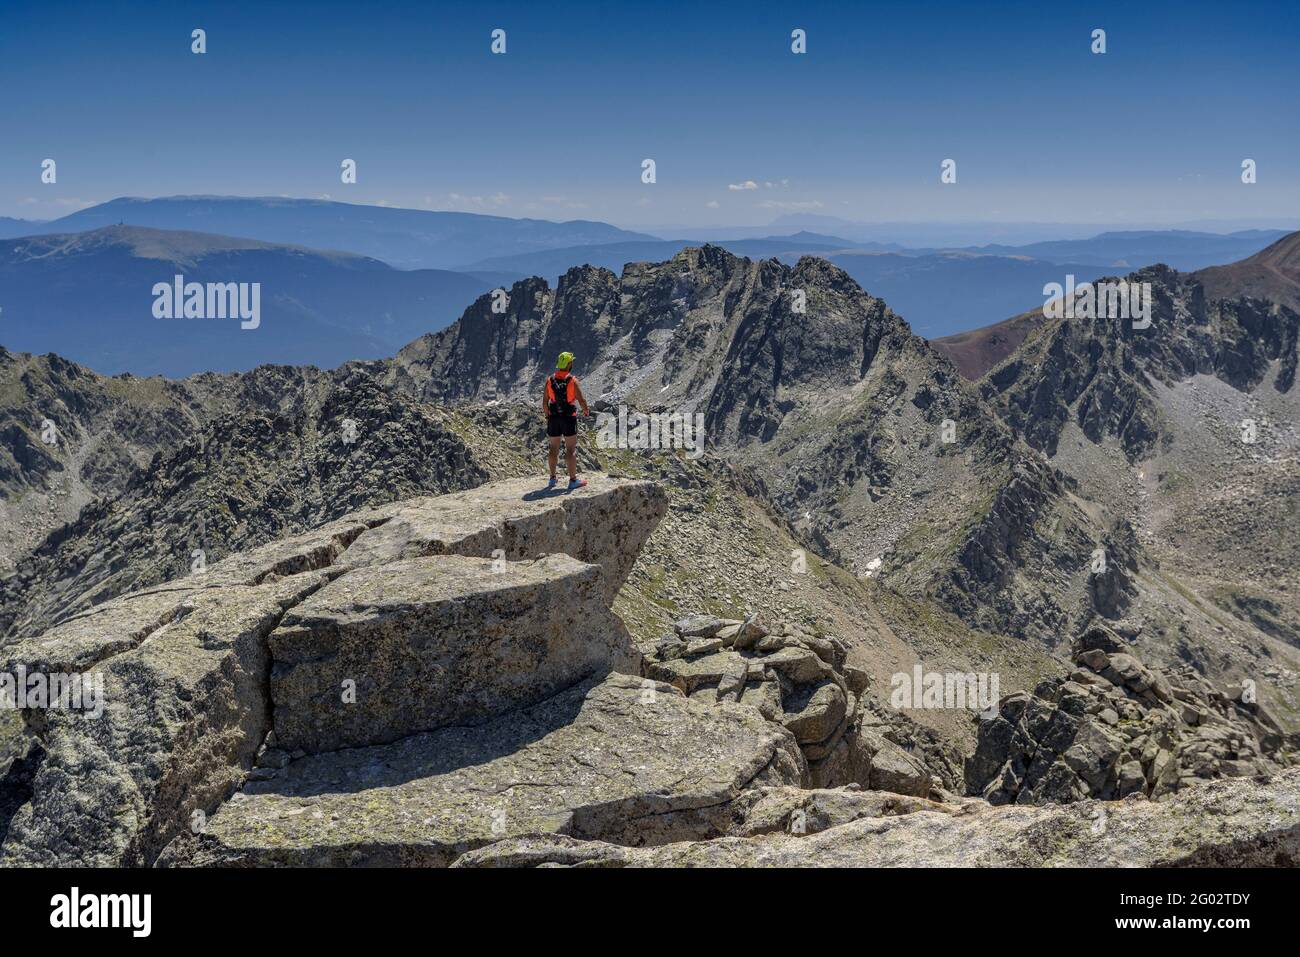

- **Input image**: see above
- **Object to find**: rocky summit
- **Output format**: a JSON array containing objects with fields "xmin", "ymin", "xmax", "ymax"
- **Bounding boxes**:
[
  {"xmin": 4, "ymin": 475, "xmax": 1295, "ymax": 869},
  {"xmin": 1, "ymin": 478, "xmax": 666, "ymax": 866}
]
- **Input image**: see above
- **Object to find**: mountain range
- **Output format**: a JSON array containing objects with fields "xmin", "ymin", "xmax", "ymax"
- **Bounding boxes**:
[
  {"xmin": 1, "ymin": 224, "xmax": 1297, "ymax": 868},
  {"xmin": 934, "ymin": 230, "xmax": 1300, "ymax": 380},
  {"xmin": 0, "ymin": 226, "xmax": 517, "ymax": 375},
  {"xmin": 25, "ymin": 196, "xmax": 655, "ymax": 270},
  {"xmin": 5, "ymin": 233, "xmax": 1298, "ymax": 697},
  {"xmin": 1, "ymin": 196, "xmax": 1292, "ymax": 377}
]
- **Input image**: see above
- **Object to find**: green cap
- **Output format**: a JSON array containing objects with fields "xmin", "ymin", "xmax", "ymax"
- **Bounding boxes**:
[{"xmin": 556, "ymin": 351, "xmax": 574, "ymax": 370}]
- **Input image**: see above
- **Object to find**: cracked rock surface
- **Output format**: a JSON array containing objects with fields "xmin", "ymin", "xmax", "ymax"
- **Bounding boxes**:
[
  {"xmin": 0, "ymin": 476, "xmax": 665, "ymax": 866},
  {"xmin": 162, "ymin": 673, "xmax": 804, "ymax": 867},
  {"xmin": 644, "ymin": 614, "xmax": 962, "ymax": 795},
  {"xmin": 452, "ymin": 769, "xmax": 1300, "ymax": 868}
]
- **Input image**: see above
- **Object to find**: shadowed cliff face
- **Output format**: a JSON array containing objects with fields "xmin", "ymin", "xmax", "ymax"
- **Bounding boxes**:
[{"xmin": 0, "ymin": 477, "xmax": 670, "ymax": 866}]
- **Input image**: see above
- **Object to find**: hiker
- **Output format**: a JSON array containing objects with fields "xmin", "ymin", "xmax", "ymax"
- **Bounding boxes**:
[{"xmin": 543, "ymin": 351, "xmax": 591, "ymax": 490}]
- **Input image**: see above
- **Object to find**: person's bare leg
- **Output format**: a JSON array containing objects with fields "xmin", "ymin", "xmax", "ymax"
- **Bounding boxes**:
[
  {"xmin": 548, "ymin": 436, "xmax": 561, "ymax": 479},
  {"xmin": 564, "ymin": 434, "xmax": 578, "ymax": 480}
]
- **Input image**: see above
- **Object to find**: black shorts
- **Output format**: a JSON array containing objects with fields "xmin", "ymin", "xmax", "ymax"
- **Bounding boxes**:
[{"xmin": 547, "ymin": 414, "xmax": 578, "ymax": 438}]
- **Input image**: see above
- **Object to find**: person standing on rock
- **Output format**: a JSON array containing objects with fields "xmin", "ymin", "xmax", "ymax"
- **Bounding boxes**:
[{"xmin": 544, "ymin": 351, "xmax": 590, "ymax": 490}]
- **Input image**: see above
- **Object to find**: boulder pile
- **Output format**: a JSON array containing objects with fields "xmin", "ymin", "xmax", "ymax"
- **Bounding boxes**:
[
  {"xmin": 645, "ymin": 615, "xmax": 962, "ymax": 795},
  {"xmin": 968, "ymin": 621, "xmax": 1294, "ymax": 804}
]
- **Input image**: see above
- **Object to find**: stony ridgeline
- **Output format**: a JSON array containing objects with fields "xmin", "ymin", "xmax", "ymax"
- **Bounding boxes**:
[
  {"xmin": 969, "ymin": 622, "xmax": 1294, "ymax": 805},
  {"xmin": 1, "ymin": 477, "xmax": 1297, "ymax": 868}
]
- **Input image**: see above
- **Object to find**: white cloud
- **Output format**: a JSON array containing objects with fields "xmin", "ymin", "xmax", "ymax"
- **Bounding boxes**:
[
  {"xmin": 447, "ymin": 192, "xmax": 510, "ymax": 209},
  {"xmin": 705, "ymin": 199, "xmax": 719, "ymax": 208},
  {"xmin": 758, "ymin": 199, "xmax": 825, "ymax": 210},
  {"xmin": 728, "ymin": 180, "xmax": 758, "ymax": 191},
  {"xmin": 17, "ymin": 196, "xmax": 98, "ymax": 211}
]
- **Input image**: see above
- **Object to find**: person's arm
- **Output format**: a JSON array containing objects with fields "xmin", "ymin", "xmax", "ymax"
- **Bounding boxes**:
[{"xmin": 574, "ymin": 380, "xmax": 591, "ymax": 417}]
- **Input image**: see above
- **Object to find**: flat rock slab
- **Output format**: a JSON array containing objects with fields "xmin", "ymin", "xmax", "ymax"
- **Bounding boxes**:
[
  {"xmin": 2, "ymin": 474, "xmax": 669, "ymax": 867},
  {"xmin": 453, "ymin": 769, "xmax": 1300, "ymax": 868},
  {"xmin": 268, "ymin": 553, "xmax": 638, "ymax": 753},
  {"xmin": 338, "ymin": 477, "xmax": 667, "ymax": 603},
  {"xmin": 166, "ymin": 674, "xmax": 805, "ymax": 867}
]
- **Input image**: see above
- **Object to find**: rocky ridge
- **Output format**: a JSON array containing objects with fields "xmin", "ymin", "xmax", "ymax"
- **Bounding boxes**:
[
  {"xmin": 972, "ymin": 260, "xmax": 1300, "ymax": 732},
  {"xmin": 969, "ymin": 621, "xmax": 1295, "ymax": 805},
  {"xmin": 0, "ymin": 368, "xmax": 489, "ymax": 640},
  {"xmin": 4, "ymin": 476, "xmax": 1295, "ymax": 869},
  {"xmin": 9, "ymin": 245, "xmax": 1287, "ymax": 711},
  {"xmin": 0, "ymin": 348, "xmax": 335, "ymax": 571},
  {"xmin": 1, "ymin": 240, "xmax": 1297, "ymax": 870}
]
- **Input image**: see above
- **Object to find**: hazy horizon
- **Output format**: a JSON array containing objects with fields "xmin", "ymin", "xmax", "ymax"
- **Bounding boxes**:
[{"xmin": 6, "ymin": 193, "xmax": 1300, "ymax": 252}]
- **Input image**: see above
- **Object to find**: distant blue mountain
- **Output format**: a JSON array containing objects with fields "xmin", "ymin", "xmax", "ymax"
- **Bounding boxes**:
[
  {"xmin": 0, "ymin": 217, "xmax": 43, "ymax": 239},
  {"xmin": 958, "ymin": 229, "xmax": 1293, "ymax": 271},
  {"xmin": 10, "ymin": 197, "xmax": 1291, "ymax": 357},
  {"xmin": 0, "ymin": 226, "xmax": 518, "ymax": 377},
  {"xmin": 36, "ymin": 196, "xmax": 657, "ymax": 271}
]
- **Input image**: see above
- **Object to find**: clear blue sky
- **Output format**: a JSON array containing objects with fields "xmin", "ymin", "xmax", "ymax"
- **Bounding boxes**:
[{"xmin": 3, "ymin": 0, "xmax": 1298, "ymax": 227}]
